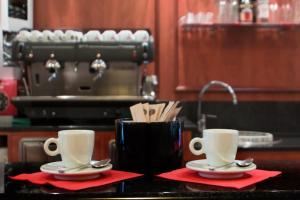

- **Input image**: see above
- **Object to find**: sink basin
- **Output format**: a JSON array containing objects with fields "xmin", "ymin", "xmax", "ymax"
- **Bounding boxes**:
[{"xmin": 238, "ymin": 131, "xmax": 280, "ymax": 147}]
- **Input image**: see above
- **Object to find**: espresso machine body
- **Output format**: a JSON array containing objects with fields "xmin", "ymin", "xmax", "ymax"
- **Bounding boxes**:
[
  {"xmin": 14, "ymin": 40, "xmax": 154, "ymax": 97},
  {"xmin": 11, "ymin": 30, "xmax": 155, "ymax": 125},
  {"xmin": 27, "ymin": 61, "xmax": 142, "ymax": 96}
]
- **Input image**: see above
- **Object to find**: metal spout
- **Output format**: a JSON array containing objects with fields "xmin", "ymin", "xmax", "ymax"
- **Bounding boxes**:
[
  {"xmin": 197, "ymin": 80, "xmax": 238, "ymax": 132},
  {"xmin": 90, "ymin": 53, "xmax": 107, "ymax": 81},
  {"xmin": 45, "ymin": 53, "xmax": 61, "ymax": 82}
]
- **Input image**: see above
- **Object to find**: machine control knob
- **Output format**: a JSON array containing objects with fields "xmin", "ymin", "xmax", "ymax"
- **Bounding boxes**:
[
  {"xmin": 42, "ymin": 109, "xmax": 47, "ymax": 117},
  {"xmin": 132, "ymin": 50, "xmax": 137, "ymax": 61},
  {"xmin": 27, "ymin": 51, "xmax": 34, "ymax": 59},
  {"xmin": 103, "ymin": 111, "xmax": 108, "ymax": 117},
  {"xmin": 142, "ymin": 42, "xmax": 149, "ymax": 62},
  {"xmin": 51, "ymin": 111, "xmax": 56, "ymax": 117}
]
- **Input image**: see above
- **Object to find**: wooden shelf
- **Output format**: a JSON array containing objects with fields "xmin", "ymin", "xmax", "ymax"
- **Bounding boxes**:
[{"xmin": 180, "ymin": 23, "xmax": 300, "ymax": 30}]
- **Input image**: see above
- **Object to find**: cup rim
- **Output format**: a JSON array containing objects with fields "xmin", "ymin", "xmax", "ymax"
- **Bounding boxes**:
[
  {"xmin": 203, "ymin": 129, "xmax": 238, "ymax": 134},
  {"xmin": 58, "ymin": 130, "xmax": 95, "ymax": 135}
]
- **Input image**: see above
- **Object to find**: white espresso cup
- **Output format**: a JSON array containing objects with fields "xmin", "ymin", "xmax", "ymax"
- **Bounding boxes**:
[
  {"xmin": 189, "ymin": 129, "xmax": 239, "ymax": 167},
  {"xmin": 102, "ymin": 30, "xmax": 119, "ymax": 42},
  {"xmin": 84, "ymin": 30, "xmax": 103, "ymax": 42},
  {"xmin": 28, "ymin": 30, "xmax": 43, "ymax": 42},
  {"xmin": 118, "ymin": 30, "xmax": 135, "ymax": 42},
  {"xmin": 75, "ymin": 31, "xmax": 83, "ymax": 41},
  {"xmin": 53, "ymin": 30, "xmax": 65, "ymax": 42},
  {"xmin": 41, "ymin": 30, "xmax": 55, "ymax": 42},
  {"xmin": 134, "ymin": 30, "xmax": 150, "ymax": 42},
  {"xmin": 64, "ymin": 30, "xmax": 78, "ymax": 42},
  {"xmin": 44, "ymin": 130, "xmax": 95, "ymax": 168},
  {"xmin": 15, "ymin": 30, "xmax": 31, "ymax": 42}
]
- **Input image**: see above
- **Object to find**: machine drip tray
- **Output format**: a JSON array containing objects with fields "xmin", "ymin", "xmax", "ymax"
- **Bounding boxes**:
[
  {"xmin": 12, "ymin": 96, "xmax": 155, "ymax": 125},
  {"xmin": 12, "ymin": 95, "xmax": 154, "ymax": 102},
  {"xmin": 29, "ymin": 118, "xmax": 117, "ymax": 126}
]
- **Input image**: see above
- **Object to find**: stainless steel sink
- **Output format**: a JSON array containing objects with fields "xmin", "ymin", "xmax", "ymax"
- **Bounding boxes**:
[{"xmin": 238, "ymin": 130, "xmax": 281, "ymax": 148}]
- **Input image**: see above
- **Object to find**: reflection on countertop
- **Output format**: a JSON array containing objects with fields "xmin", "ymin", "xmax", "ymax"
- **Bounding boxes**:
[{"xmin": 1, "ymin": 160, "xmax": 300, "ymax": 199}]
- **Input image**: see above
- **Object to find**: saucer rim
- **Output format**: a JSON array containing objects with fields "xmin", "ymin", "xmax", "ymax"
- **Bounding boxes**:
[
  {"xmin": 186, "ymin": 159, "xmax": 256, "ymax": 174},
  {"xmin": 40, "ymin": 161, "xmax": 112, "ymax": 176}
]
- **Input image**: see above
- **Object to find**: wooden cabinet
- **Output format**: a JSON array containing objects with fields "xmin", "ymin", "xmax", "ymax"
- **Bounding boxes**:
[
  {"xmin": 7, "ymin": 131, "xmax": 57, "ymax": 162},
  {"xmin": 93, "ymin": 131, "xmax": 115, "ymax": 161},
  {"xmin": 1, "ymin": 130, "xmax": 115, "ymax": 162}
]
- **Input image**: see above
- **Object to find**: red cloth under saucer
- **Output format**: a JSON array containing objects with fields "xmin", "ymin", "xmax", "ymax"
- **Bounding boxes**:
[
  {"xmin": 157, "ymin": 168, "xmax": 281, "ymax": 189},
  {"xmin": 10, "ymin": 170, "xmax": 143, "ymax": 191}
]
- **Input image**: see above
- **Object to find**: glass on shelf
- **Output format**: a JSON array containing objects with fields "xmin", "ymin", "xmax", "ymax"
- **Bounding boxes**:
[
  {"xmin": 294, "ymin": 0, "xmax": 300, "ymax": 23},
  {"xmin": 281, "ymin": 0, "xmax": 293, "ymax": 23},
  {"xmin": 268, "ymin": 0, "xmax": 300, "ymax": 24},
  {"xmin": 179, "ymin": 12, "xmax": 214, "ymax": 26},
  {"xmin": 179, "ymin": 0, "xmax": 300, "ymax": 30},
  {"xmin": 269, "ymin": 2, "xmax": 280, "ymax": 23},
  {"xmin": 217, "ymin": 0, "xmax": 239, "ymax": 24}
]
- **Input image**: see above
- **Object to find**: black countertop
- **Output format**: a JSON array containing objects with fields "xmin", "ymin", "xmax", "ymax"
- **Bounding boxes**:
[
  {"xmin": 0, "ymin": 125, "xmax": 115, "ymax": 132},
  {"xmin": 1, "ymin": 160, "xmax": 300, "ymax": 199},
  {"xmin": 0, "ymin": 118, "xmax": 197, "ymax": 132}
]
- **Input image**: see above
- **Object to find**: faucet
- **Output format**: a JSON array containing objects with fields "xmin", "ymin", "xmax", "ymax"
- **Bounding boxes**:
[{"xmin": 197, "ymin": 80, "xmax": 238, "ymax": 133}]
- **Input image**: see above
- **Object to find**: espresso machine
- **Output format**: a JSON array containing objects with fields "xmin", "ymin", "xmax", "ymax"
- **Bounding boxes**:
[{"xmin": 11, "ymin": 29, "xmax": 156, "ymax": 125}]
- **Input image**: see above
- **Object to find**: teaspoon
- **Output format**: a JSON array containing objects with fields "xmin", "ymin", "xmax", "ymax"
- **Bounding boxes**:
[
  {"xmin": 58, "ymin": 158, "xmax": 111, "ymax": 173},
  {"xmin": 90, "ymin": 159, "xmax": 111, "ymax": 168},
  {"xmin": 208, "ymin": 158, "xmax": 254, "ymax": 171}
]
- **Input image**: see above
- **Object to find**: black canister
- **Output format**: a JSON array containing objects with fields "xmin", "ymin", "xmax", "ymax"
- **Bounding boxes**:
[{"xmin": 115, "ymin": 119, "xmax": 183, "ymax": 176}]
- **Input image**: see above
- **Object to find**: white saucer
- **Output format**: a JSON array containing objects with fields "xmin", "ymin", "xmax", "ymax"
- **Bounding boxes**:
[
  {"xmin": 40, "ymin": 161, "xmax": 112, "ymax": 181},
  {"xmin": 186, "ymin": 159, "xmax": 256, "ymax": 179}
]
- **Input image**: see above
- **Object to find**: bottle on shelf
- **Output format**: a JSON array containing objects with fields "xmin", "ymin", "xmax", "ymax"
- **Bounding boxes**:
[
  {"xmin": 239, "ymin": 0, "xmax": 256, "ymax": 23},
  {"xmin": 256, "ymin": 0, "xmax": 269, "ymax": 23},
  {"xmin": 295, "ymin": 0, "xmax": 300, "ymax": 23},
  {"xmin": 218, "ymin": 0, "xmax": 229, "ymax": 23},
  {"xmin": 229, "ymin": 0, "xmax": 239, "ymax": 23}
]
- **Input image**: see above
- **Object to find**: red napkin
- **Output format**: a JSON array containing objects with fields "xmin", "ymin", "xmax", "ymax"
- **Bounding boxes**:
[
  {"xmin": 10, "ymin": 170, "xmax": 143, "ymax": 191},
  {"xmin": 157, "ymin": 168, "xmax": 281, "ymax": 189}
]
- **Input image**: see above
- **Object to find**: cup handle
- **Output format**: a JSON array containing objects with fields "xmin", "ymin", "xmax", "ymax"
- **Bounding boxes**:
[
  {"xmin": 43, "ymin": 138, "xmax": 59, "ymax": 156},
  {"xmin": 189, "ymin": 137, "xmax": 205, "ymax": 156}
]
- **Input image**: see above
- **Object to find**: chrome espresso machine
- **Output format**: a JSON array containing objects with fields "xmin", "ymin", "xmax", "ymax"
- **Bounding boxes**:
[{"xmin": 11, "ymin": 29, "xmax": 156, "ymax": 125}]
